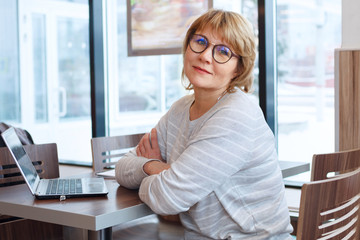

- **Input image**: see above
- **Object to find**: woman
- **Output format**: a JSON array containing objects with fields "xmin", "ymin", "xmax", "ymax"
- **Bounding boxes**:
[{"xmin": 116, "ymin": 9, "xmax": 293, "ymax": 239}]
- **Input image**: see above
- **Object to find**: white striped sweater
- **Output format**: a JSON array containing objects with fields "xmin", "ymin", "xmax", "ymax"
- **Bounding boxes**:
[{"xmin": 115, "ymin": 90, "xmax": 293, "ymax": 239}]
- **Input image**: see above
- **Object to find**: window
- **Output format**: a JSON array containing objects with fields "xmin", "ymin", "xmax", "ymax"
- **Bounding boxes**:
[
  {"xmin": 106, "ymin": 1, "xmax": 186, "ymax": 135},
  {"xmin": 32, "ymin": 14, "xmax": 48, "ymax": 122},
  {"xmin": 2, "ymin": 0, "xmax": 341, "ymax": 170},
  {"xmin": 1, "ymin": 0, "xmax": 92, "ymax": 164},
  {"xmin": 106, "ymin": 0, "xmax": 259, "ymax": 136},
  {"xmin": 0, "ymin": 1, "xmax": 20, "ymax": 122},
  {"xmin": 276, "ymin": 0, "xmax": 341, "ymax": 182}
]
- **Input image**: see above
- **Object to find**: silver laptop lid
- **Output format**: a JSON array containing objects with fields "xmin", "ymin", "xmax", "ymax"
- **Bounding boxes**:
[{"xmin": 1, "ymin": 127, "xmax": 40, "ymax": 195}]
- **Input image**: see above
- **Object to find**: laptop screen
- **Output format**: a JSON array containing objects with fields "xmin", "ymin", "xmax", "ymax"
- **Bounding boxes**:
[{"xmin": 2, "ymin": 128, "xmax": 39, "ymax": 192}]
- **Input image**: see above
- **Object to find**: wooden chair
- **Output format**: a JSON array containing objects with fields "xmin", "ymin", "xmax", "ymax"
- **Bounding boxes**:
[
  {"xmin": 0, "ymin": 143, "xmax": 63, "ymax": 240},
  {"xmin": 296, "ymin": 167, "xmax": 360, "ymax": 239},
  {"xmin": 311, "ymin": 147, "xmax": 360, "ymax": 181},
  {"xmin": 91, "ymin": 133, "xmax": 144, "ymax": 173},
  {"xmin": 288, "ymin": 148, "xmax": 360, "ymax": 235}
]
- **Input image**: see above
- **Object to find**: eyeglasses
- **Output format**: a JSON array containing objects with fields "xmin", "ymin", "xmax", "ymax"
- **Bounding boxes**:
[{"xmin": 189, "ymin": 34, "xmax": 239, "ymax": 64}]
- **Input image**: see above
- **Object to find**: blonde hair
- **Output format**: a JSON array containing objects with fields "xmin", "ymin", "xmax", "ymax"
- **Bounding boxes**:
[{"xmin": 181, "ymin": 9, "xmax": 256, "ymax": 93}]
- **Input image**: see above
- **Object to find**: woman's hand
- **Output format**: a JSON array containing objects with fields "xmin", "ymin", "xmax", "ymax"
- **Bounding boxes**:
[
  {"xmin": 136, "ymin": 128, "xmax": 163, "ymax": 160},
  {"xmin": 136, "ymin": 128, "xmax": 170, "ymax": 175},
  {"xmin": 143, "ymin": 160, "xmax": 170, "ymax": 175}
]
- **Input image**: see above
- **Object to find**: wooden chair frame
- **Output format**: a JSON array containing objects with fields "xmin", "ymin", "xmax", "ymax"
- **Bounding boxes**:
[
  {"xmin": 297, "ymin": 167, "xmax": 360, "ymax": 239},
  {"xmin": 91, "ymin": 133, "xmax": 144, "ymax": 173},
  {"xmin": 311, "ymin": 148, "xmax": 360, "ymax": 181}
]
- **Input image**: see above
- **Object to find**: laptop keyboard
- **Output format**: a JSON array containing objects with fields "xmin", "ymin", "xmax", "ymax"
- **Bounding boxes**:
[{"xmin": 46, "ymin": 179, "xmax": 83, "ymax": 195}]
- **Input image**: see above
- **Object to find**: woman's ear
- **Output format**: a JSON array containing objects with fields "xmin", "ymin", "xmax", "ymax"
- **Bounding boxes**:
[
  {"xmin": 234, "ymin": 61, "xmax": 244, "ymax": 78},
  {"xmin": 232, "ymin": 68, "xmax": 241, "ymax": 79}
]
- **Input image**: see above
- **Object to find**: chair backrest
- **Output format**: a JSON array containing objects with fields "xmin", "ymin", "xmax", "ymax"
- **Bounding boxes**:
[
  {"xmin": 0, "ymin": 143, "xmax": 59, "ymax": 187},
  {"xmin": 311, "ymin": 148, "xmax": 360, "ymax": 181},
  {"xmin": 0, "ymin": 122, "xmax": 34, "ymax": 147},
  {"xmin": 91, "ymin": 133, "xmax": 144, "ymax": 173},
  {"xmin": 0, "ymin": 143, "xmax": 60, "ymax": 224},
  {"xmin": 297, "ymin": 167, "xmax": 360, "ymax": 240}
]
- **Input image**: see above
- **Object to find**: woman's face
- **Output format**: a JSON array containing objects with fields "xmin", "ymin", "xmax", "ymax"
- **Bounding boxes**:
[{"xmin": 184, "ymin": 26, "xmax": 238, "ymax": 94}]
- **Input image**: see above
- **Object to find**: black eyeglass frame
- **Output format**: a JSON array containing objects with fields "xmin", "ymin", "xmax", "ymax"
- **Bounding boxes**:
[{"xmin": 189, "ymin": 34, "xmax": 240, "ymax": 64}]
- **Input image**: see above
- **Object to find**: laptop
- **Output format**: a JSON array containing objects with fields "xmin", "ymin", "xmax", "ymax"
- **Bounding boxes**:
[{"xmin": 1, "ymin": 127, "xmax": 108, "ymax": 200}]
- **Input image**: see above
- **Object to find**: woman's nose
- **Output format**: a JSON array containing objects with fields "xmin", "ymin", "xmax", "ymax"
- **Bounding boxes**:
[{"xmin": 199, "ymin": 46, "xmax": 213, "ymax": 63}]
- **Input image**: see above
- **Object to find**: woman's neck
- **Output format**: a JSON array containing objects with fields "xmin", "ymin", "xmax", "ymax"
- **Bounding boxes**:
[{"xmin": 189, "ymin": 88, "xmax": 228, "ymax": 121}]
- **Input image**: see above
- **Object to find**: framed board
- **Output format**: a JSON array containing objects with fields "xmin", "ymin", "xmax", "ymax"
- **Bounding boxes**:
[{"xmin": 127, "ymin": 0, "xmax": 212, "ymax": 56}]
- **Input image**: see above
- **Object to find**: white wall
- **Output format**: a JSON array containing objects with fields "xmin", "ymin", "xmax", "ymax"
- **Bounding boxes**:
[{"xmin": 342, "ymin": 0, "xmax": 360, "ymax": 48}]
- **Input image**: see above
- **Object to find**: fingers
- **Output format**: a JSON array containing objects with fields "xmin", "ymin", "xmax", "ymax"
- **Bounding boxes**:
[
  {"xmin": 136, "ymin": 140, "xmax": 145, "ymax": 156},
  {"xmin": 137, "ymin": 133, "xmax": 151, "ymax": 157},
  {"xmin": 136, "ymin": 145, "xmax": 140, "ymax": 156},
  {"xmin": 136, "ymin": 135, "xmax": 146, "ymax": 156},
  {"xmin": 142, "ymin": 133, "xmax": 152, "ymax": 152},
  {"xmin": 137, "ymin": 129, "xmax": 161, "ymax": 159},
  {"xmin": 150, "ymin": 128, "xmax": 159, "ymax": 149}
]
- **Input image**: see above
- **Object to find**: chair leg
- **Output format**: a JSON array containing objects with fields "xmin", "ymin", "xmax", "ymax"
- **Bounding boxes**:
[{"xmin": 290, "ymin": 216, "xmax": 298, "ymax": 236}]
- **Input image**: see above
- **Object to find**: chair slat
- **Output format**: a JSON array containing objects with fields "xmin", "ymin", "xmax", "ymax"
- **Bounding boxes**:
[
  {"xmin": 312, "ymin": 148, "xmax": 360, "ymax": 181},
  {"xmin": 91, "ymin": 133, "xmax": 144, "ymax": 173},
  {"xmin": 297, "ymin": 168, "xmax": 360, "ymax": 239}
]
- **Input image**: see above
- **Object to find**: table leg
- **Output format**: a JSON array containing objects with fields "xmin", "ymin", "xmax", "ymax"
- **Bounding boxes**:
[
  {"xmin": 88, "ymin": 227, "xmax": 112, "ymax": 240},
  {"xmin": 63, "ymin": 226, "xmax": 87, "ymax": 240},
  {"xmin": 63, "ymin": 226, "xmax": 112, "ymax": 240}
]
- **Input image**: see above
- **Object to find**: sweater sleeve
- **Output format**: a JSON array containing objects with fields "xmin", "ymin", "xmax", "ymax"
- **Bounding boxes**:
[
  {"xmin": 114, "ymin": 107, "xmax": 172, "ymax": 189},
  {"xmin": 115, "ymin": 148, "xmax": 161, "ymax": 189},
  {"xmin": 138, "ymin": 104, "xmax": 273, "ymax": 215}
]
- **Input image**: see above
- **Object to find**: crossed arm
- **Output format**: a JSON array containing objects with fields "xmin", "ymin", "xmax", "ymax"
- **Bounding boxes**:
[{"xmin": 136, "ymin": 128, "xmax": 170, "ymax": 175}]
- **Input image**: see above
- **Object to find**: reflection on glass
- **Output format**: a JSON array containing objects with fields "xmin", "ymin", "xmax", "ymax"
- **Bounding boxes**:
[
  {"xmin": 117, "ymin": 1, "xmax": 163, "ymax": 114},
  {"xmin": 118, "ymin": 55, "xmax": 162, "ymax": 112},
  {"xmin": 164, "ymin": 55, "xmax": 187, "ymax": 109},
  {"xmin": 0, "ymin": 1, "xmax": 20, "ymax": 122},
  {"xmin": 128, "ymin": 0, "xmax": 210, "ymax": 55},
  {"xmin": 32, "ymin": 14, "xmax": 48, "ymax": 122},
  {"xmin": 276, "ymin": 0, "xmax": 341, "ymax": 181},
  {"xmin": 57, "ymin": 17, "xmax": 90, "ymax": 119}
]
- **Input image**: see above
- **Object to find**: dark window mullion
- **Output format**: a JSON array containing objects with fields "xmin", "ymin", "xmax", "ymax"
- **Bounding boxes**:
[
  {"xmin": 89, "ymin": 0, "xmax": 106, "ymax": 138},
  {"xmin": 258, "ymin": 0, "xmax": 277, "ymax": 138}
]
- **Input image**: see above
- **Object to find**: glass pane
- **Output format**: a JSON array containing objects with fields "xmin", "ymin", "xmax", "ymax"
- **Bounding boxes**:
[
  {"xmin": 14, "ymin": 0, "xmax": 92, "ymax": 164},
  {"xmin": 108, "ymin": 0, "xmax": 259, "ymax": 136},
  {"xmin": 32, "ymin": 14, "xmax": 48, "ymax": 122},
  {"xmin": 118, "ymin": 55, "xmax": 162, "ymax": 113},
  {"xmin": 57, "ymin": 17, "xmax": 90, "ymax": 119},
  {"xmin": 108, "ymin": 0, "xmax": 185, "ymax": 136},
  {"xmin": 276, "ymin": 0, "xmax": 341, "ymax": 181},
  {"xmin": 0, "ymin": 1, "xmax": 21, "ymax": 122}
]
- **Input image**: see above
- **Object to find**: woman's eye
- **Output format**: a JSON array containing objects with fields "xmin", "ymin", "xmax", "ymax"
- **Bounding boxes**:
[
  {"xmin": 216, "ymin": 46, "xmax": 230, "ymax": 56},
  {"xmin": 196, "ymin": 39, "xmax": 207, "ymax": 46}
]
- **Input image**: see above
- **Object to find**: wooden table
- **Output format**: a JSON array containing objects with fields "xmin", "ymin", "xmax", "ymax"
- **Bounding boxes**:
[
  {"xmin": 279, "ymin": 160, "xmax": 310, "ymax": 178},
  {"xmin": 0, "ymin": 176, "xmax": 153, "ymax": 240},
  {"xmin": 0, "ymin": 161, "xmax": 309, "ymax": 239}
]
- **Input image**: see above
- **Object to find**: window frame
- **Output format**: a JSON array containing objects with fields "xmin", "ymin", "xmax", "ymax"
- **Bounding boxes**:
[{"xmin": 89, "ymin": 0, "xmax": 275, "ymax": 138}]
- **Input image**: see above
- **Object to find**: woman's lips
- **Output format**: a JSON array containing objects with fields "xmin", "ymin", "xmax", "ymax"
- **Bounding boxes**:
[{"xmin": 193, "ymin": 66, "xmax": 211, "ymax": 74}]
